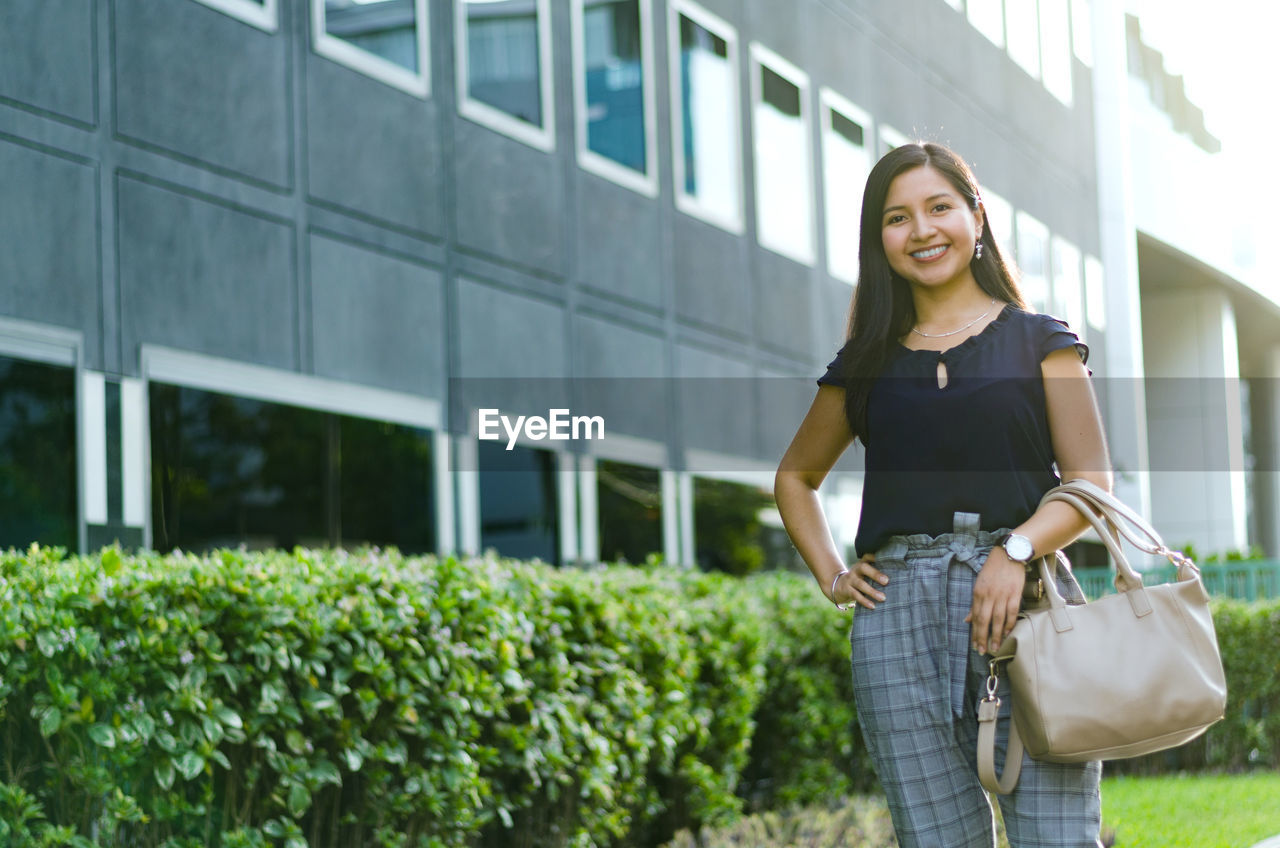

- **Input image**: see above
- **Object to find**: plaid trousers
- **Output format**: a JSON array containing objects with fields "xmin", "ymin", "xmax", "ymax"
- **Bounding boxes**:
[{"xmin": 850, "ymin": 512, "xmax": 1103, "ymax": 848}]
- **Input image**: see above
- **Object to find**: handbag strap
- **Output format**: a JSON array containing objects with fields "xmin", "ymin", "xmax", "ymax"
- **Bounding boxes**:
[{"xmin": 977, "ymin": 660, "xmax": 1025, "ymax": 794}]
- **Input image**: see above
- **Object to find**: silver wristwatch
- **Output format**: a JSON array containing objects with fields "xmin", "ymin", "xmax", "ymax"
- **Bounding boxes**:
[{"xmin": 1002, "ymin": 533, "xmax": 1034, "ymax": 564}]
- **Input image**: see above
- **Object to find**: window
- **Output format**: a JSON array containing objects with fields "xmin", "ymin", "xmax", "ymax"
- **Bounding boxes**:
[
  {"xmin": 1039, "ymin": 0, "xmax": 1072, "ymax": 104},
  {"xmin": 879, "ymin": 123, "xmax": 909, "ymax": 155},
  {"xmin": 967, "ymin": 0, "xmax": 1005, "ymax": 48},
  {"xmin": 597, "ymin": 459, "xmax": 662, "ymax": 563},
  {"xmin": 1015, "ymin": 211, "xmax": 1050, "ymax": 312},
  {"xmin": 1051, "ymin": 236, "xmax": 1084, "ymax": 336},
  {"xmin": 1084, "ymin": 254, "xmax": 1106, "ymax": 331},
  {"xmin": 149, "ymin": 384, "xmax": 436, "ymax": 554},
  {"xmin": 456, "ymin": 0, "xmax": 555, "ymax": 151},
  {"xmin": 692, "ymin": 476, "xmax": 801, "ymax": 574},
  {"xmin": 669, "ymin": 0, "xmax": 742, "ymax": 232},
  {"xmin": 820, "ymin": 88, "xmax": 872, "ymax": 285},
  {"xmin": 979, "ymin": 186, "xmax": 1013, "ymax": 253},
  {"xmin": 750, "ymin": 43, "xmax": 814, "ymax": 264},
  {"xmin": 1006, "ymin": 0, "xmax": 1041, "ymax": 79},
  {"xmin": 192, "ymin": 0, "xmax": 278, "ymax": 32},
  {"xmin": 0, "ymin": 355, "xmax": 77, "ymax": 550},
  {"xmin": 313, "ymin": 0, "xmax": 430, "ymax": 97},
  {"xmin": 1072, "ymin": 0, "xmax": 1093, "ymax": 67},
  {"xmin": 572, "ymin": 0, "xmax": 658, "ymax": 195},
  {"xmin": 478, "ymin": 441, "xmax": 560, "ymax": 563}
]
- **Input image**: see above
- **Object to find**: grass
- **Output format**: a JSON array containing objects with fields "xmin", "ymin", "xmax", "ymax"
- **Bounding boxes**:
[{"xmin": 1101, "ymin": 772, "xmax": 1280, "ymax": 848}]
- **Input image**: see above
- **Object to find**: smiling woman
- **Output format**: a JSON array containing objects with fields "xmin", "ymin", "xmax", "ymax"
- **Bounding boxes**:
[{"xmin": 775, "ymin": 142, "xmax": 1112, "ymax": 848}]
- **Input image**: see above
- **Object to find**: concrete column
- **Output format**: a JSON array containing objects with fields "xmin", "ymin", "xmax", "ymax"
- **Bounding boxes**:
[
  {"xmin": 1142, "ymin": 289, "xmax": 1248, "ymax": 556},
  {"xmin": 557, "ymin": 451, "xmax": 579, "ymax": 565},
  {"xmin": 1247, "ymin": 346, "xmax": 1280, "ymax": 557},
  {"xmin": 1091, "ymin": 0, "xmax": 1151, "ymax": 518},
  {"xmin": 577, "ymin": 456, "xmax": 599, "ymax": 564}
]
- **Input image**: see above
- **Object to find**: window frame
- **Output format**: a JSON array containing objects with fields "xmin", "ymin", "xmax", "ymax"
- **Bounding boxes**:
[
  {"xmin": 967, "ymin": 0, "xmax": 1005, "ymax": 49},
  {"xmin": 1039, "ymin": 0, "xmax": 1072, "ymax": 104},
  {"xmin": 748, "ymin": 42, "xmax": 816, "ymax": 265},
  {"xmin": 818, "ymin": 86, "xmax": 873, "ymax": 286},
  {"xmin": 1006, "ymin": 0, "xmax": 1042, "ymax": 80},
  {"xmin": 312, "ymin": 0, "xmax": 431, "ymax": 98},
  {"xmin": 878, "ymin": 123, "xmax": 909, "ymax": 155},
  {"xmin": 1014, "ymin": 210, "xmax": 1051, "ymax": 312},
  {"xmin": 454, "ymin": 0, "xmax": 557, "ymax": 152},
  {"xmin": 0, "ymin": 316, "xmax": 85, "ymax": 552},
  {"xmin": 571, "ymin": 0, "xmax": 659, "ymax": 196},
  {"xmin": 667, "ymin": 0, "xmax": 744, "ymax": 234},
  {"xmin": 139, "ymin": 345, "xmax": 444, "ymax": 552},
  {"xmin": 1071, "ymin": 0, "xmax": 1093, "ymax": 67},
  {"xmin": 191, "ymin": 0, "xmax": 279, "ymax": 33}
]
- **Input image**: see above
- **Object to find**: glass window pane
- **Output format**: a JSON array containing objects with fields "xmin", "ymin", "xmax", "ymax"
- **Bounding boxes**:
[
  {"xmin": 466, "ymin": 0, "xmax": 543, "ymax": 126},
  {"xmin": 583, "ymin": 0, "xmax": 648, "ymax": 173},
  {"xmin": 1039, "ymin": 0, "xmax": 1072, "ymax": 104},
  {"xmin": 1084, "ymin": 254, "xmax": 1106, "ymax": 330},
  {"xmin": 1007, "ymin": 0, "xmax": 1041, "ymax": 78},
  {"xmin": 1072, "ymin": 0, "xmax": 1093, "ymax": 66},
  {"xmin": 1052, "ymin": 237, "xmax": 1084, "ymax": 335},
  {"xmin": 967, "ymin": 0, "xmax": 1005, "ymax": 48},
  {"xmin": 597, "ymin": 459, "xmax": 662, "ymax": 563},
  {"xmin": 478, "ymin": 441, "xmax": 559, "ymax": 563},
  {"xmin": 0, "ymin": 356, "xmax": 76, "ymax": 550},
  {"xmin": 754, "ymin": 58, "xmax": 813, "ymax": 263},
  {"xmin": 823, "ymin": 101, "xmax": 871, "ymax": 284},
  {"xmin": 677, "ymin": 11, "xmax": 739, "ymax": 224},
  {"xmin": 693, "ymin": 477, "xmax": 775, "ymax": 575},
  {"xmin": 325, "ymin": 0, "xmax": 421, "ymax": 72},
  {"xmin": 149, "ymin": 384, "xmax": 434, "ymax": 554},
  {"xmin": 980, "ymin": 187, "xmax": 1013, "ymax": 257},
  {"xmin": 1015, "ymin": 212, "xmax": 1050, "ymax": 312}
]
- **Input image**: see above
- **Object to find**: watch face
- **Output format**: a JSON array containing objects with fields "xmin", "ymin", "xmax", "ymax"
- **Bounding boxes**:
[{"xmin": 1005, "ymin": 534, "xmax": 1034, "ymax": 562}]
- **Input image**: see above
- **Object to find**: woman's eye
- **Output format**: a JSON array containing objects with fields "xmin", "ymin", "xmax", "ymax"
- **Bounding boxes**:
[
  {"xmin": 932, "ymin": 203, "xmax": 952, "ymax": 213},
  {"xmin": 885, "ymin": 214, "xmax": 906, "ymax": 225}
]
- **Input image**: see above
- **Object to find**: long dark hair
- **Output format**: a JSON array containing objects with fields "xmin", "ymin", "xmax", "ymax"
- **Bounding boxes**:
[{"xmin": 839, "ymin": 142, "xmax": 1026, "ymax": 443}]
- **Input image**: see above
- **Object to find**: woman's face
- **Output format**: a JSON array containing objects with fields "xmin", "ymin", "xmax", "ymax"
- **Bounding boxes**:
[{"xmin": 880, "ymin": 164, "xmax": 983, "ymax": 291}]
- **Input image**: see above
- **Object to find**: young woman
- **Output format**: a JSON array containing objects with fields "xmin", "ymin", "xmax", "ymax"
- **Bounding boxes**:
[{"xmin": 775, "ymin": 142, "xmax": 1111, "ymax": 848}]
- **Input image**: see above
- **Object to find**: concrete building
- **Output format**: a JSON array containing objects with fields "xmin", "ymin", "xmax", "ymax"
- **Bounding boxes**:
[{"xmin": 1, "ymin": 0, "xmax": 1275, "ymax": 564}]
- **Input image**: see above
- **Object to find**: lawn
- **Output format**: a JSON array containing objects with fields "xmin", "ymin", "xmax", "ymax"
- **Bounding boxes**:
[{"xmin": 1102, "ymin": 772, "xmax": 1280, "ymax": 848}]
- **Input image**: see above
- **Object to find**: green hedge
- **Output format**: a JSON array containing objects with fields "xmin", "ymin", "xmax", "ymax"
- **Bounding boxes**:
[{"xmin": 0, "ymin": 547, "xmax": 1275, "ymax": 847}]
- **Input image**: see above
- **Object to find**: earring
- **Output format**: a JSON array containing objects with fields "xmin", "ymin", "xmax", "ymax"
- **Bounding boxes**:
[{"xmin": 974, "ymin": 240, "xmax": 984, "ymax": 260}]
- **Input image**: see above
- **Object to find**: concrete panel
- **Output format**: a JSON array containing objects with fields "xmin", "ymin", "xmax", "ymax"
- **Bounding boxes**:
[
  {"xmin": 677, "ymin": 343, "xmax": 753, "ymax": 457},
  {"xmin": 118, "ymin": 175, "xmax": 295, "ymax": 368},
  {"xmin": 306, "ymin": 55, "xmax": 444, "ymax": 237},
  {"xmin": 453, "ymin": 121, "xmax": 564, "ymax": 277},
  {"xmin": 574, "ymin": 313, "xmax": 667, "ymax": 442},
  {"xmin": 0, "ymin": 143, "xmax": 98, "ymax": 355},
  {"xmin": 310, "ymin": 234, "xmax": 445, "ymax": 397},
  {"xmin": 673, "ymin": 217, "xmax": 749, "ymax": 334},
  {"xmin": 0, "ymin": 0, "xmax": 95, "ymax": 125},
  {"xmin": 576, "ymin": 173, "xmax": 664, "ymax": 309},
  {"xmin": 457, "ymin": 277, "xmax": 566, "ymax": 378},
  {"xmin": 752, "ymin": 248, "xmax": 811, "ymax": 357},
  {"xmin": 114, "ymin": 0, "xmax": 290, "ymax": 187}
]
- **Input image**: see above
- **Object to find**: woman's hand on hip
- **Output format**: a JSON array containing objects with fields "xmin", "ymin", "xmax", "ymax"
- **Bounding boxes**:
[
  {"xmin": 966, "ymin": 548, "xmax": 1025, "ymax": 653},
  {"xmin": 832, "ymin": 554, "xmax": 889, "ymax": 610}
]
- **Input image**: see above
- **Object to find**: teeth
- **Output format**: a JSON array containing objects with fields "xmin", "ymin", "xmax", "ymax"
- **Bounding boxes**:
[{"xmin": 912, "ymin": 246, "xmax": 947, "ymax": 259}]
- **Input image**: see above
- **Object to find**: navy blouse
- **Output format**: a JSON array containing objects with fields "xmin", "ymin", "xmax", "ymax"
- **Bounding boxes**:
[{"xmin": 818, "ymin": 305, "xmax": 1089, "ymax": 556}]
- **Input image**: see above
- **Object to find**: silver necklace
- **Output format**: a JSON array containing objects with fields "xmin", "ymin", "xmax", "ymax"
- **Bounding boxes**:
[{"xmin": 911, "ymin": 298, "xmax": 999, "ymax": 338}]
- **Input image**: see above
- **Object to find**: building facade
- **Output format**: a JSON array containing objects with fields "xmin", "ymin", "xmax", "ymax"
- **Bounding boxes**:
[{"xmin": 1, "ymin": 0, "xmax": 1275, "ymax": 564}]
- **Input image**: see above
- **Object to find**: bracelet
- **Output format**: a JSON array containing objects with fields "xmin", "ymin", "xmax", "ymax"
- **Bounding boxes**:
[{"xmin": 830, "ymin": 569, "xmax": 851, "ymax": 611}]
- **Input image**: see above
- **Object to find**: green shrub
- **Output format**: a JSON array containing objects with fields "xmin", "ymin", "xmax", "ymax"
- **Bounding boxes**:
[
  {"xmin": 660, "ymin": 796, "xmax": 898, "ymax": 848},
  {"xmin": 0, "ymin": 547, "xmax": 1274, "ymax": 847}
]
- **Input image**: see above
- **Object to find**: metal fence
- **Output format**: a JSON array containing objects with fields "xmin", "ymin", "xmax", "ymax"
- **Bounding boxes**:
[{"xmin": 1074, "ymin": 559, "xmax": 1280, "ymax": 602}]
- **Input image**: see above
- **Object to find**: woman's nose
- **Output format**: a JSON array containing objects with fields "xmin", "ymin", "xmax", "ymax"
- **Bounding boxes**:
[{"xmin": 911, "ymin": 216, "xmax": 937, "ymax": 240}]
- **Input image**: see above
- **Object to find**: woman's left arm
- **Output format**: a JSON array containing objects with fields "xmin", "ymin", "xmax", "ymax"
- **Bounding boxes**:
[{"xmin": 967, "ymin": 346, "xmax": 1113, "ymax": 654}]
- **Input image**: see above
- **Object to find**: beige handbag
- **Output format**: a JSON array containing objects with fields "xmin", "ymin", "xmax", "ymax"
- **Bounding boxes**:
[{"xmin": 977, "ymin": 479, "xmax": 1227, "ymax": 794}]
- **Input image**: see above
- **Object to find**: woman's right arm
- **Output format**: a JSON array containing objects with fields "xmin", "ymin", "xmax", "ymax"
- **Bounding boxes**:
[{"xmin": 775, "ymin": 385, "xmax": 888, "ymax": 610}]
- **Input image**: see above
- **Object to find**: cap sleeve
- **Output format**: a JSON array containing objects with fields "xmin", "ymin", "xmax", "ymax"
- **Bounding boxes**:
[
  {"xmin": 1036, "ymin": 314, "xmax": 1089, "ymax": 369},
  {"xmin": 817, "ymin": 342, "xmax": 849, "ymax": 388}
]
